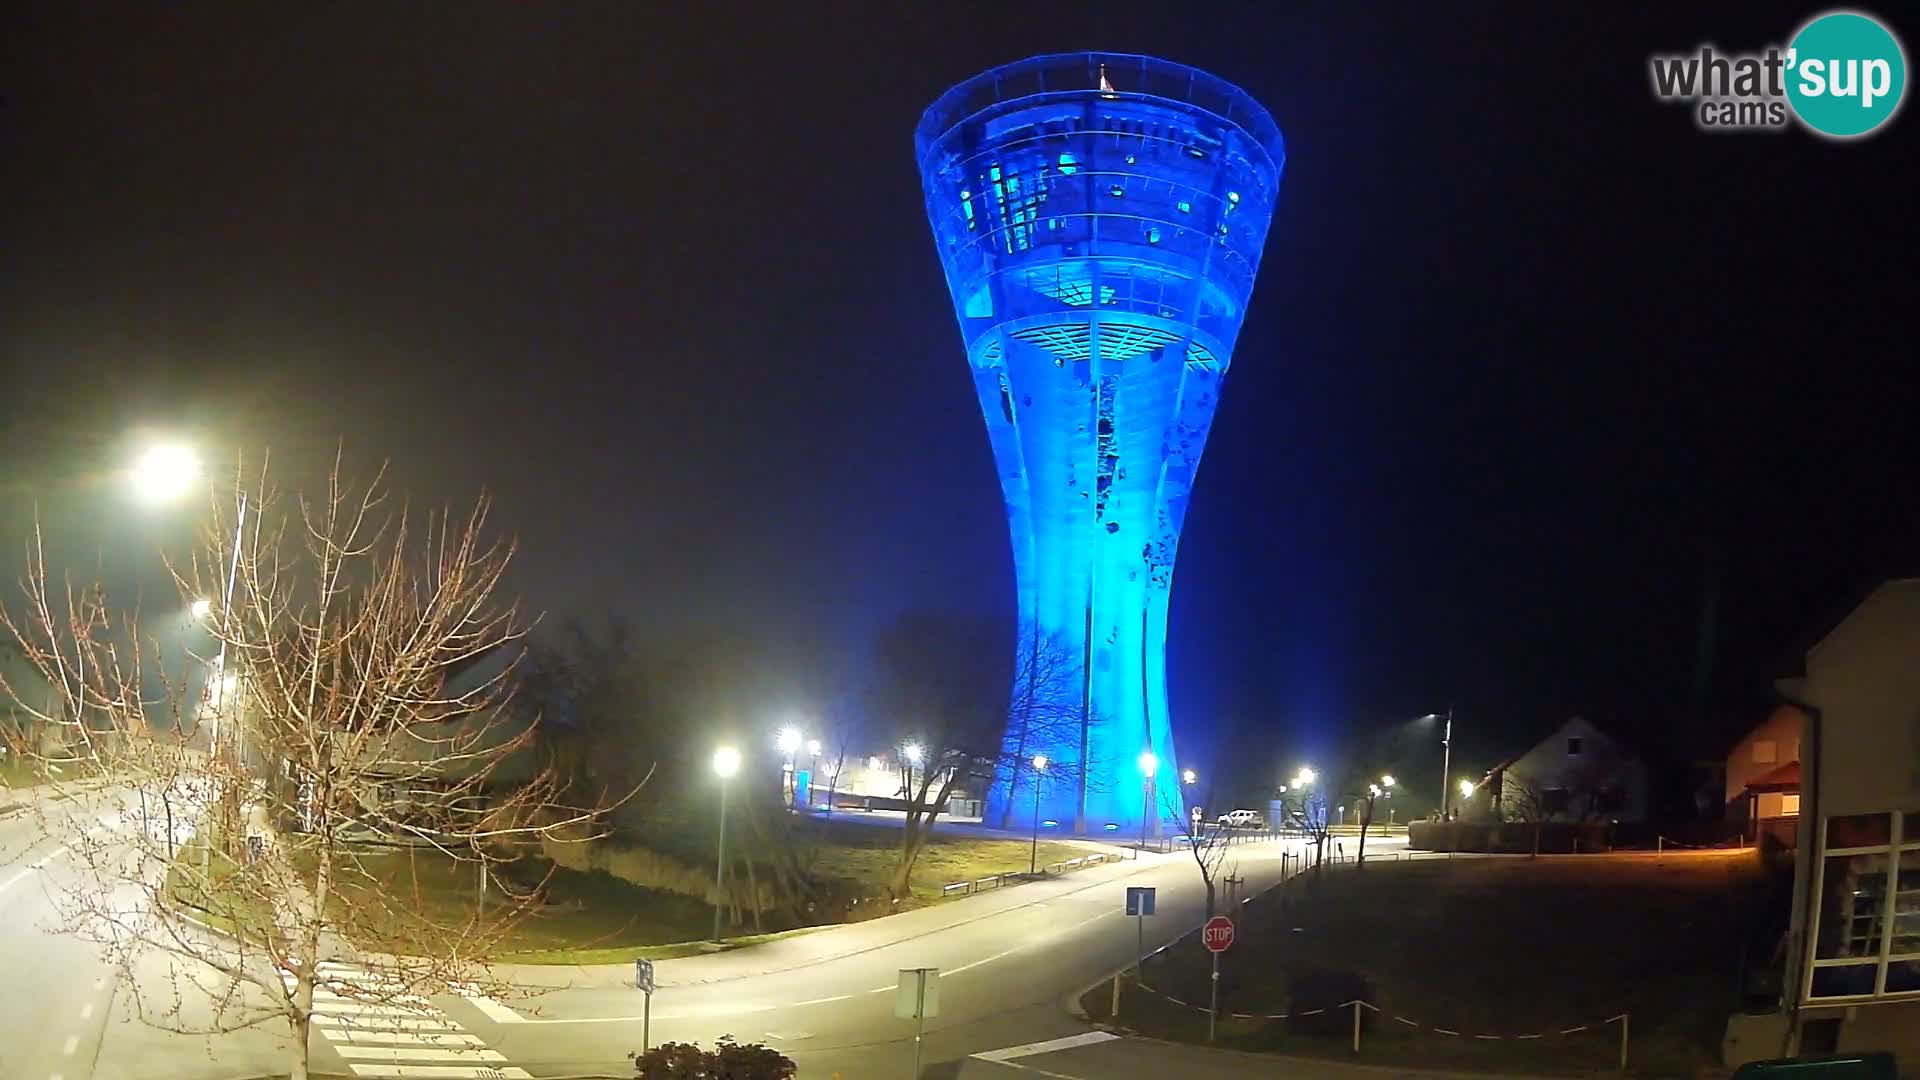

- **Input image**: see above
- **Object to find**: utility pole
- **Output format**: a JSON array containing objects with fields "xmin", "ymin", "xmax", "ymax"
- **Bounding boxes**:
[{"xmin": 1438, "ymin": 707, "xmax": 1454, "ymax": 820}]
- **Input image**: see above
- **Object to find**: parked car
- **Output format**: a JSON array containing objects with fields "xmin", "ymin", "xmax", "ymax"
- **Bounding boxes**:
[{"xmin": 1217, "ymin": 808, "xmax": 1264, "ymax": 829}]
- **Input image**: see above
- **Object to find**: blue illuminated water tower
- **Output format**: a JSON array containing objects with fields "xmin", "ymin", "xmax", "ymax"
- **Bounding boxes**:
[{"xmin": 916, "ymin": 54, "xmax": 1284, "ymax": 835}]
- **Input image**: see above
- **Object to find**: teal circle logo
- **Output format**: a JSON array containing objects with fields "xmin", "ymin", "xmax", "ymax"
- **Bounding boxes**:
[{"xmin": 1786, "ymin": 11, "xmax": 1907, "ymax": 138}]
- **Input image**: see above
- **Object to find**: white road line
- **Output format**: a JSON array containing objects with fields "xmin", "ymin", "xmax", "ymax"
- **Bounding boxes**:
[
  {"xmin": 865, "ymin": 985, "xmax": 892, "ymax": 993},
  {"xmin": 0, "ymin": 869, "xmax": 31, "ymax": 893},
  {"xmin": 454, "ymin": 990, "xmax": 523, "ymax": 1024},
  {"xmin": 347, "ymin": 1066, "xmax": 531, "ymax": 1079},
  {"xmin": 312, "ymin": 1015, "xmax": 466, "ymax": 1032},
  {"xmin": 331, "ymin": 1047, "xmax": 507, "ymax": 1063},
  {"xmin": 973, "ymin": 1031, "xmax": 1119, "ymax": 1062},
  {"xmin": 321, "ymin": 1029, "xmax": 488, "ymax": 1048},
  {"xmin": 946, "ymin": 942, "xmax": 1023, "ymax": 976},
  {"xmin": 31, "ymin": 846, "xmax": 70, "ymax": 870},
  {"xmin": 792, "ymin": 993, "xmax": 853, "ymax": 1006},
  {"xmin": 314, "ymin": 1002, "xmax": 440, "ymax": 1018}
]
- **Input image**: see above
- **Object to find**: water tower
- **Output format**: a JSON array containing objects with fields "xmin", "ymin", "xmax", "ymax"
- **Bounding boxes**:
[{"xmin": 917, "ymin": 53, "xmax": 1284, "ymax": 834}]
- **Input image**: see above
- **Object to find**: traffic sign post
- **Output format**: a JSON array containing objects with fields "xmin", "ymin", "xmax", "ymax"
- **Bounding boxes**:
[
  {"xmin": 1202, "ymin": 915, "xmax": 1234, "ymax": 1042},
  {"xmin": 1125, "ymin": 886, "xmax": 1156, "ymax": 977},
  {"xmin": 634, "ymin": 958, "xmax": 655, "ymax": 1052},
  {"xmin": 896, "ymin": 967, "xmax": 939, "ymax": 1079}
]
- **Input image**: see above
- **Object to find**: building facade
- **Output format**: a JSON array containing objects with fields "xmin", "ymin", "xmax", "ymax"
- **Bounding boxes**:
[
  {"xmin": 1726, "ymin": 701, "xmax": 1805, "ymax": 846},
  {"xmin": 1490, "ymin": 716, "xmax": 1651, "ymax": 824},
  {"xmin": 1780, "ymin": 579, "xmax": 1920, "ymax": 1058},
  {"xmin": 916, "ymin": 53, "xmax": 1284, "ymax": 834}
]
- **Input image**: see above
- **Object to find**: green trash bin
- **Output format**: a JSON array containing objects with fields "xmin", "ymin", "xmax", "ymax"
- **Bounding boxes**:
[{"xmin": 1733, "ymin": 1052, "xmax": 1897, "ymax": 1078}]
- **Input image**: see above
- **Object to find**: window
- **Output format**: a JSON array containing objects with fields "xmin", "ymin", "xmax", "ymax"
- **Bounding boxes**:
[
  {"xmin": 1782, "ymin": 794, "xmax": 1801, "ymax": 816},
  {"xmin": 1566, "ymin": 737, "xmax": 1584, "ymax": 757},
  {"xmin": 1807, "ymin": 811, "xmax": 1920, "ymax": 1001},
  {"xmin": 1753, "ymin": 739, "xmax": 1777, "ymax": 764}
]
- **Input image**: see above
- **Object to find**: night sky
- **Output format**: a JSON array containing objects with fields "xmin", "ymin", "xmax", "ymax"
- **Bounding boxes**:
[{"xmin": 4, "ymin": 5, "xmax": 1915, "ymax": 795}]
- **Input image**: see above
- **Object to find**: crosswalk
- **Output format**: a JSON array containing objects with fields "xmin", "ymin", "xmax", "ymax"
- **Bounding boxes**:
[{"xmin": 287, "ymin": 962, "xmax": 530, "ymax": 1080}]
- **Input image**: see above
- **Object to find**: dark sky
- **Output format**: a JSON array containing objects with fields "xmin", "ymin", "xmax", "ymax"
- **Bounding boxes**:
[{"xmin": 4, "ymin": 4, "xmax": 1915, "ymax": 793}]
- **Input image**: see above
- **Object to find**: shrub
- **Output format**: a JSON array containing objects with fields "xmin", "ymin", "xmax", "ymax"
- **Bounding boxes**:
[{"xmin": 630, "ymin": 1035, "xmax": 796, "ymax": 1079}]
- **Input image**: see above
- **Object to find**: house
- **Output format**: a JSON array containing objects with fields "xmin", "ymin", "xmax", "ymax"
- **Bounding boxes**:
[
  {"xmin": 1487, "ymin": 716, "xmax": 1650, "ymax": 824},
  {"xmin": 1725, "ymin": 701, "xmax": 1807, "ymax": 847},
  {"xmin": 1766, "ymin": 578, "xmax": 1920, "ymax": 1061}
]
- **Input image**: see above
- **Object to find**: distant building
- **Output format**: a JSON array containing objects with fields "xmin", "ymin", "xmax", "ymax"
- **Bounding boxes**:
[
  {"xmin": 1487, "ymin": 716, "xmax": 1650, "ymax": 824},
  {"xmin": 1774, "ymin": 578, "xmax": 1920, "ymax": 1058},
  {"xmin": 1725, "ymin": 701, "xmax": 1806, "ymax": 847}
]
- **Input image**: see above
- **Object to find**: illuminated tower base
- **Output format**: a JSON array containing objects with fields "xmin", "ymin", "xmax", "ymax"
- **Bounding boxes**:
[{"xmin": 918, "ymin": 53, "xmax": 1284, "ymax": 835}]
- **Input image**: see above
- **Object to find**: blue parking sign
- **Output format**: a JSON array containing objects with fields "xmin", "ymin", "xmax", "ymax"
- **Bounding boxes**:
[{"xmin": 1126, "ymin": 886, "xmax": 1156, "ymax": 916}]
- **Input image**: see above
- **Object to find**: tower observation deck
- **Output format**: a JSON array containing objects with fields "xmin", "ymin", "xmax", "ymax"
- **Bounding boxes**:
[{"xmin": 916, "ymin": 54, "xmax": 1284, "ymax": 835}]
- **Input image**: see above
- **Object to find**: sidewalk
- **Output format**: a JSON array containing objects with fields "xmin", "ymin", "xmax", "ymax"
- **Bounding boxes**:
[{"xmin": 482, "ymin": 843, "xmax": 1199, "ymax": 991}]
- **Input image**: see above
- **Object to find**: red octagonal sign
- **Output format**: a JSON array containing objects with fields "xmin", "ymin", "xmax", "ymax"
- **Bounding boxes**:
[{"xmin": 1202, "ymin": 915, "xmax": 1235, "ymax": 953}]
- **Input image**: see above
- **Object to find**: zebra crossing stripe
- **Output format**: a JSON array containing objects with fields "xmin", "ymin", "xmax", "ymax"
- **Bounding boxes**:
[
  {"xmin": 332, "ymin": 1047, "xmax": 508, "ymax": 1063},
  {"xmin": 346, "ymin": 1066, "xmax": 531, "ymax": 1079}
]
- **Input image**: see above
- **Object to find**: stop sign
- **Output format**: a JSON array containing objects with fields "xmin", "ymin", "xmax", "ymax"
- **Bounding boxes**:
[{"xmin": 1202, "ymin": 914, "xmax": 1235, "ymax": 953}]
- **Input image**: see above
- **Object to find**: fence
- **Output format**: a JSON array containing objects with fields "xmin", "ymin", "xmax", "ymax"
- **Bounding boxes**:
[{"xmin": 939, "ymin": 850, "xmax": 1119, "ymax": 899}]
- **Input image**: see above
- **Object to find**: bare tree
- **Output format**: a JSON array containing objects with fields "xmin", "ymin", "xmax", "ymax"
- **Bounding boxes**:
[
  {"xmin": 993, "ymin": 628, "xmax": 1085, "ymax": 829},
  {"xmin": 0, "ymin": 454, "xmax": 622, "ymax": 1080},
  {"xmin": 1162, "ymin": 785, "xmax": 1233, "ymax": 916},
  {"xmin": 1502, "ymin": 774, "xmax": 1553, "ymax": 858},
  {"xmin": 1279, "ymin": 784, "xmax": 1332, "ymax": 871}
]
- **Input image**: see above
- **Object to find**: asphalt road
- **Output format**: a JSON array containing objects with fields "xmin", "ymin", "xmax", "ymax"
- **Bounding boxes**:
[
  {"xmin": 0, "ymin": 788, "xmax": 136, "ymax": 1080},
  {"xmin": 0, "ymin": 792, "xmax": 1411, "ymax": 1080}
]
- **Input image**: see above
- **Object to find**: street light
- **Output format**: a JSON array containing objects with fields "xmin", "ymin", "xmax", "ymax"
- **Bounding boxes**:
[
  {"xmin": 1136, "ymin": 751, "xmax": 1158, "ymax": 858},
  {"xmin": 130, "ymin": 443, "xmax": 202, "ymax": 505},
  {"xmin": 1028, "ymin": 754, "xmax": 1049, "ymax": 875},
  {"xmin": 1381, "ymin": 775, "xmax": 1396, "ymax": 788},
  {"xmin": 1419, "ymin": 709, "xmax": 1457, "ymax": 821},
  {"xmin": 806, "ymin": 739, "xmax": 822, "ymax": 758},
  {"xmin": 1182, "ymin": 769, "xmax": 1197, "ymax": 785},
  {"xmin": 776, "ymin": 727, "xmax": 801, "ymax": 806},
  {"xmin": 1295, "ymin": 766, "xmax": 1317, "ymax": 787},
  {"xmin": 902, "ymin": 741, "xmax": 924, "ymax": 797},
  {"xmin": 189, "ymin": 597, "xmax": 212, "ymax": 621},
  {"xmin": 1459, "ymin": 778, "xmax": 1476, "ymax": 800},
  {"xmin": 710, "ymin": 746, "xmax": 740, "ymax": 942}
]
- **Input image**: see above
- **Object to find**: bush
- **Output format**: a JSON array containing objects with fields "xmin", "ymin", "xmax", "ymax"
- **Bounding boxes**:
[{"xmin": 630, "ymin": 1035, "xmax": 795, "ymax": 1079}]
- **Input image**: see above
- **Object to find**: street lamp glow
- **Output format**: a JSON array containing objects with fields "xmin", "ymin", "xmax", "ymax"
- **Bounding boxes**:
[
  {"xmin": 1295, "ymin": 766, "xmax": 1317, "ymax": 786},
  {"xmin": 1032, "ymin": 754, "xmax": 1049, "ymax": 771},
  {"xmin": 1369, "ymin": 783, "xmax": 1382, "ymax": 797},
  {"xmin": 1137, "ymin": 750, "xmax": 1158, "ymax": 778},
  {"xmin": 902, "ymin": 742, "xmax": 924, "ymax": 765},
  {"xmin": 1182, "ymin": 769, "xmax": 1197, "ymax": 785},
  {"xmin": 711, "ymin": 746, "xmax": 741, "ymax": 778},
  {"xmin": 806, "ymin": 739, "xmax": 822, "ymax": 757},
  {"xmin": 1381, "ymin": 774, "xmax": 1396, "ymax": 788},
  {"xmin": 189, "ymin": 597, "xmax": 213, "ymax": 621},
  {"xmin": 1459, "ymin": 778, "xmax": 1476, "ymax": 799},
  {"xmin": 130, "ymin": 443, "xmax": 203, "ymax": 505},
  {"xmin": 776, "ymin": 727, "xmax": 802, "ymax": 754}
]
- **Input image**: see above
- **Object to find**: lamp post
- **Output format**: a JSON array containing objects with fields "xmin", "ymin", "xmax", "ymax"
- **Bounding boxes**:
[
  {"xmin": 776, "ymin": 727, "xmax": 801, "ymax": 805},
  {"xmin": 132, "ymin": 443, "xmax": 248, "ymax": 760},
  {"xmin": 1420, "ymin": 709, "xmax": 1455, "ymax": 821},
  {"xmin": 1028, "ymin": 754, "xmax": 1048, "ymax": 875},
  {"xmin": 710, "ymin": 746, "xmax": 740, "ymax": 942},
  {"xmin": 1136, "ymin": 750, "xmax": 1158, "ymax": 858},
  {"xmin": 903, "ymin": 741, "xmax": 924, "ymax": 800}
]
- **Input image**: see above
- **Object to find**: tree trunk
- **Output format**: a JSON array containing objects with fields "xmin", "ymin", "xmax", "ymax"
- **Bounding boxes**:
[
  {"xmin": 1204, "ymin": 878, "xmax": 1217, "ymax": 918},
  {"xmin": 1357, "ymin": 804, "xmax": 1371, "ymax": 868}
]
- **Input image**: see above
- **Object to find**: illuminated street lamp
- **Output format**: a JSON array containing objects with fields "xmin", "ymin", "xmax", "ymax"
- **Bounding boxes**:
[
  {"xmin": 130, "ymin": 443, "xmax": 202, "ymax": 505},
  {"xmin": 1182, "ymin": 769, "xmax": 1197, "ymax": 785},
  {"xmin": 902, "ymin": 741, "xmax": 925, "ymax": 796},
  {"xmin": 1028, "ymin": 754, "xmax": 1049, "ymax": 875},
  {"xmin": 1294, "ymin": 766, "xmax": 1317, "ymax": 787},
  {"xmin": 776, "ymin": 727, "xmax": 802, "ymax": 754},
  {"xmin": 189, "ymin": 597, "xmax": 212, "ymax": 621},
  {"xmin": 1459, "ymin": 778, "xmax": 1476, "ymax": 801},
  {"xmin": 806, "ymin": 739, "xmax": 822, "ymax": 758},
  {"xmin": 710, "ymin": 746, "xmax": 741, "ymax": 942},
  {"xmin": 1135, "ymin": 750, "xmax": 1159, "ymax": 858},
  {"xmin": 1381, "ymin": 775, "xmax": 1396, "ymax": 788},
  {"xmin": 776, "ymin": 726, "xmax": 802, "ymax": 805}
]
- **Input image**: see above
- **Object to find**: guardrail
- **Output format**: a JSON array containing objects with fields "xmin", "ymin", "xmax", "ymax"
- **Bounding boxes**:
[{"xmin": 941, "ymin": 850, "xmax": 1120, "ymax": 898}]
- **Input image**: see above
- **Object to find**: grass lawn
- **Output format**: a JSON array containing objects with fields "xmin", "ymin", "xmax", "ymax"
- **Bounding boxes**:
[
  {"xmin": 1087, "ymin": 851, "xmax": 1782, "ymax": 1077},
  {"xmin": 797, "ymin": 817, "xmax": 1088, "ymax": 908}
]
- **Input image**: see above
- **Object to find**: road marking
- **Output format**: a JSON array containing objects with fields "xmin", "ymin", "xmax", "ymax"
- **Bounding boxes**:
[
  {"xmin": 31, "ymin": 846, "xmax": 70, "ymax": 870},
  {"xmin": 332, "ymin": 1047, "xmax": 508, "ymax": 1063},
  {"xmin": 0, "ymin": 869, "xmax": 31, "ymax": 893},
  {"xmin": 791, "ymin": 994, "xmax": 852, "ymax": 1006},
  {"xmin": 317, "ymin": 1002, "xmax": 441, "ymax": 1018},
  {"xmin": 454, "ymin": 990, "xmax": 523, "ymax": 1024},
  {"xmin": 973, "ymin": 1031, "xmax": 1119, "ymax": 1062},
  {"xmin": 313, "ymin": 1015, "xmax": 466, "ymax": 1032},
  {"xmin": 946, "ymin": 942, "xmax": 1023, "ymax": 975},
  {"xmin": 347, "ymin": 1066, "xmax": 531, "ymax": 1079},
  {"xmin": 321, "ymin": 1029, "xmax": 488, "ymax": 1048},
  {"xmin": 865, "ymin": 985, "xmax": 892, "ymax": 994},
  {"xmin": 61, "ymin": 1035, "xmax": 79, "ymax": 1055}
]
